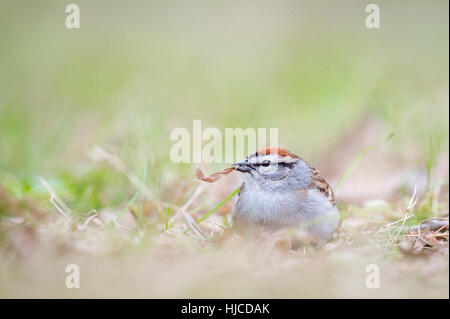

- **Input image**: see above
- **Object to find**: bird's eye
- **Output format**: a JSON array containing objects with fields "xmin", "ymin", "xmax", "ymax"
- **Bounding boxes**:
[{"xmin": 262, "ymin": 160, "xmax": 270, "ymax": 167}]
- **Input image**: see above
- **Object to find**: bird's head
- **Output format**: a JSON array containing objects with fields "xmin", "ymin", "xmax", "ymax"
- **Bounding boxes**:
[{"xmin": 232, "ymin": 147, "xmax": 312, "ymax": 190}]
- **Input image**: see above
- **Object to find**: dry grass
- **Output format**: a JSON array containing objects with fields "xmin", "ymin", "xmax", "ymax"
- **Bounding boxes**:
[
  {"xmin": 0, "ymin": 0, "xmax": 448, "ymax": 299},
  {"xmin": 0, "ymin": 143, "xmax": 448, "ymax": 299}
]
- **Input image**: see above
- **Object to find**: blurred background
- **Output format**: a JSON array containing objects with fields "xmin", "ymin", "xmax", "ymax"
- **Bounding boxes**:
[{"xmin": 0, "ymin": 0, "xmax": 448, "ymax": 298}]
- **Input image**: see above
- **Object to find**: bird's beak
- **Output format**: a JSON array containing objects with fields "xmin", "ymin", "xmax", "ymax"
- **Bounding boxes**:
[{"xmin": 232, "ymin": 160, "xmax": 252, "ymax": 173}]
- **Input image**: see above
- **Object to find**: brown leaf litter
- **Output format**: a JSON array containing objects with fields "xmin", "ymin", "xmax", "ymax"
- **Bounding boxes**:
[{"xmin": 398, "ymin": 217, "xmax": 449, "ymax": 255}]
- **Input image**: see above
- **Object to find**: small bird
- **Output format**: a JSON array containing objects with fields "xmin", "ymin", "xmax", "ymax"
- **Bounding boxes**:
[{"xmin": 231, "ymin": 147, "xmax": 339, "ymax": 242}]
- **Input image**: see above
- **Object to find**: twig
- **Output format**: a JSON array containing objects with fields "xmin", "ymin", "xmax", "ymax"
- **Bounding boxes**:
[
  {"xmin": 80, "ymin": 209, "xmax": 103, "ymax": 230},
  {"xmin": 181, "ymin": 185, "xmax": 204, "ymax": 212},
  {"xmin": 417, "ymin": 217, "xmax": 449, "ymax": 246},
  {"xmin": 89, "ymin": 145, "xmax": 153, "ymax": 200},
  {"xmin": 180, "ymin": 210, "xmax": 205, "ymax": 238},
  {"xmin": 39, "ymin": 176, "xmax": 71, "ymax": 217},
  {"xmin": 168, "ymin": 185, "xmax": 203, "ymax": 224},
  {"xmin": 389, "ymin": 186, "xmax": 417, "ymax": 245}
]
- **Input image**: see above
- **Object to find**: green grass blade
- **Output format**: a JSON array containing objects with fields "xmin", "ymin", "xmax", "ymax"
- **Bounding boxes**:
[
  {"xmin": 335, "ymin": 132, "xmax": 394, "ymax": 191},
  {"xmin": 165, "ymin": 204, "xmax": 171, "ymax": 231},
  {"xmin": 196, "ymin": 186, "xmax": 241, "ymax": 224},
  {"xmin": 117, "ymin": 163, "xmax": 148, "ymax": 222}
]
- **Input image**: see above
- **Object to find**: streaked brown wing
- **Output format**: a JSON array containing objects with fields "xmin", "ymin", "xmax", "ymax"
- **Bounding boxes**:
[{"xmin": 307, "ymin": 167, "xmax": 336, "ymax": 205}]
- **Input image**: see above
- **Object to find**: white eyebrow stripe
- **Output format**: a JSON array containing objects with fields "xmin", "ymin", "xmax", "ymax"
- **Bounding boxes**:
[
  {"xmin": 248, "ymin": 153, "xmax": 278, "ymax": 163},
  {"xmin": 279, "ymin": 156, "xmax": 298, "ymax": 163}
]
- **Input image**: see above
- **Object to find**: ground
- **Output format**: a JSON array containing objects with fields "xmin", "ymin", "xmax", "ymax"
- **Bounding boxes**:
[{"xmin": 0, "ymin": 1, "xmax": 448, "ymax": 298}]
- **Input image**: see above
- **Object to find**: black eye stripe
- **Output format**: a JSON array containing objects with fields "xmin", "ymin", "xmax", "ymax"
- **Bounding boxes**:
[{"xmin": 252, "ymin": 161, "xmax": 292, "ymax": 167}]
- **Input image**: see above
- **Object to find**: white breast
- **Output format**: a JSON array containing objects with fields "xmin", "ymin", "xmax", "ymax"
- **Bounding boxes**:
[{"xmin": 232, "ymin": 184, "xmax": 339, "ymax": 241}]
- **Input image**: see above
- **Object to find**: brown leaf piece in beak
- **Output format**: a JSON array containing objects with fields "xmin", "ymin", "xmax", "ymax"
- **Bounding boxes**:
[{"xmin": 195, "ymin": 167, "xmax": 234, "ymax": 183}]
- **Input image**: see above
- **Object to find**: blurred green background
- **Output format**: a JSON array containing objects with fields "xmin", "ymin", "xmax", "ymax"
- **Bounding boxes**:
[{"xmin": 0, "ymin": 0, "xmax": 448, "ymax": 212}]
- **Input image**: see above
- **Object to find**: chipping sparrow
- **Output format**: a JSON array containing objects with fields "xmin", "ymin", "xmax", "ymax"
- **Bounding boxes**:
[{"xmin": 231, "ymin": 147, "xmax": 339, "ymax": 242}]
